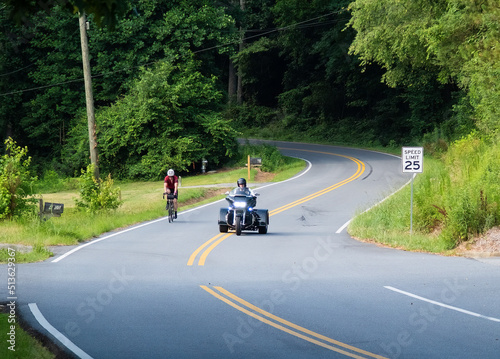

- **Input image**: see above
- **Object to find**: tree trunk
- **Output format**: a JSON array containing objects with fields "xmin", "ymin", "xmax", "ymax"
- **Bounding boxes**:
[{"xmin": 228, "ymin": 58, "xmax": 237, "ymax": 104}]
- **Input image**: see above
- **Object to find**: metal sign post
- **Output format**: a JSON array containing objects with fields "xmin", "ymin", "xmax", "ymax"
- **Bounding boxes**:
[{"xmin": 402, "ymin": 147, "xmax": 424, "ymax": 234}]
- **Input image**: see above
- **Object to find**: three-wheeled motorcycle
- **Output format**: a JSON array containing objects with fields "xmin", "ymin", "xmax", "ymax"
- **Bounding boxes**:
[{"xmin": 218, "ymin": 188, "xmax": 269, "ymax": 235}]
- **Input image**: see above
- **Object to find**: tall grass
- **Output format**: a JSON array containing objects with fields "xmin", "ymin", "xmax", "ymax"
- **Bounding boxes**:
[{"xmin": 350, "ymin": 135, "xmax": 500, "ymax": 253}]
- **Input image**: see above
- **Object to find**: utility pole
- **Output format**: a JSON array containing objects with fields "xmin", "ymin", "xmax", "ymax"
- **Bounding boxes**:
[{"xmin": 79, "ymin": 12, "xmax": 99, "ymax": 180}]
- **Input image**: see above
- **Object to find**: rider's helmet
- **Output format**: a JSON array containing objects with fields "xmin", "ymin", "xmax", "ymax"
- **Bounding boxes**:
[
  {"xmin": 237, "ymin": 178, "xmax": 246, "ymax": 187},
  {"xmin": 167, "ymin": 169, "xmax": 175, "ymax": 176}
]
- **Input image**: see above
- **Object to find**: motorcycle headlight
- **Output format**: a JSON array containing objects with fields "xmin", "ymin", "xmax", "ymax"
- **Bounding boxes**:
[{"xmin": 234, "ymin": 202, "xmax": 247, "ymax": 208}]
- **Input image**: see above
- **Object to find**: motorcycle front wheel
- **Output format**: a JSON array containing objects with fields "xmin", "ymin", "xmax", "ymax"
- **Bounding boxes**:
[{"xmin": 235, "ymin": 215, "xmax": 242, "ymax": 236}]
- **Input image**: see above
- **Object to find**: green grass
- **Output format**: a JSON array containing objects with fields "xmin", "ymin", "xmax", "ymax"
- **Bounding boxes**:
[
  {"xmin": 0, "ymin": 313, "xmax": 54, "ymax": 359},
  {"xmin": 348, "ymin": 186, "xmax": 455, "ymax": 253}
]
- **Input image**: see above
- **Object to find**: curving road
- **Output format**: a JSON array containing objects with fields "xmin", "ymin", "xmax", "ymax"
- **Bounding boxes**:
[{"xmin": 2, "ymin": 141, "xmax": 500, "ymax": 358}]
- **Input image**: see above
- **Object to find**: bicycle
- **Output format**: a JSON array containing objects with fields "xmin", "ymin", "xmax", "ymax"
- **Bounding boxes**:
[{"xmin": 163, "ymin": 192, "xmax": 176, "ymax": 223}]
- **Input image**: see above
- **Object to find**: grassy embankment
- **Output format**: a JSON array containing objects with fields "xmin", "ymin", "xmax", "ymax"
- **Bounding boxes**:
[
  {"xmin": 0, "ymin": 159, "xmax": 305, "ymax": 263},
  {"xmin": 349, "ymin": 135, "xmax": 500, "ymax": 254}
]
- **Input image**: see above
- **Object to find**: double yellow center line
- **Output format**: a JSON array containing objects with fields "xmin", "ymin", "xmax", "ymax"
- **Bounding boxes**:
[
  {"xmin": 201, "ymin": 286, "xmax": 387, "ymax": 359},
  {"xmin": 187, "ymin": 232, "xmax": 232, "ymax": 266},
  {"xmin": 270, "ymin": 152, "xmax": 365, "ymax": 216},
  {"xmin": 188, "ymin": 150, "xmax": 365, "ymax": 266}
]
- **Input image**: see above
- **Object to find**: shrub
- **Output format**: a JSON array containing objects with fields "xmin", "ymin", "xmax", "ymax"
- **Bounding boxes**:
[
  {"xmin": 75, "ymin": 164, "xmax": 122, "ymax": 213},
  {"xmin": 240, "ymin": 143, "xmax": 288, "ymax": 172},
  {"xmin": 0, "ymin": 138, "xmax": 37, "ymax": 220},
  {"xmin": 419, "ymin": 135, "xmax": 500, "ymax": 245}
]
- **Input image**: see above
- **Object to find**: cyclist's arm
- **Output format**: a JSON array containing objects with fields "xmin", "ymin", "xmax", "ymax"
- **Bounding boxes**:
[{"xmin": 173, "ymin": 176, "xmax": 179, "ymax": 194}]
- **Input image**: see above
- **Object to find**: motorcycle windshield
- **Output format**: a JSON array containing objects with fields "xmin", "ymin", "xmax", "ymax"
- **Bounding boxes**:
[
  {"xmin": 227, "ymin": 187, "xmax": 256, "ymax": 208},
  {"xmin": 230, "ymin": 188, "xmax": 251, "ymax": 197}
]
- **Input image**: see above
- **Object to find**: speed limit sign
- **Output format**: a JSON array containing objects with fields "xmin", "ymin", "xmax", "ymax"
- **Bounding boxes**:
[{"xmin": 402, "ymin": 147, "xmax": 423, "ymax": 173}]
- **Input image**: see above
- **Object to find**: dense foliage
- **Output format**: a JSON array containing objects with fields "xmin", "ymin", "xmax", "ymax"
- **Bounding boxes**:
[
  {"xmin": 0, "ymin": 138, "xmax": 37, "ymax": 219},
  {"xmin": 0, "ymin": 0, "xmax": 238, "ymax": 177},
  {"xmin": 2, "ymin": 0, "xmax": 497, "ymax": 175},
  {"xmin": 2, "ymin": 0, "xmax": 129, "ymax": 28},
  {"xmin": 348, "ymin": 0, "xmax": 500, "ymax": 134},
  {"xmin": 91, "ymin": 59, "xmax": 239, "ymax": 179},
  {"xmin": 75, "ymin": 164, "xmax": 121, "ymax": 213}
]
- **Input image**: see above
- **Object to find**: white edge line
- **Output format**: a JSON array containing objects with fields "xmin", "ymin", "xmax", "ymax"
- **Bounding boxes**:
[
  {"xmin": 52, "ymin": 217, "xmax": 167, "ymax": 263},
  {"xmin": 384, "ymin": 286, "xmax": 500, "ymax": 323},
  {"xmin": 253, "ymin": 157, "xmax": 312, "ymax": 191},
  {"xmin": 336, "ymin": 220, "xmax": 351, "ymax": 234},
  {"xmin": 335, "ymin": 173, "xmax": 413, "ymax": 234},
  {"xmin": 52, "ymin": 157, "xmax": 312, "ymax": 263},
  {"xmin": 28, "ymin": 303, "xmax": 94, "ymax": 359}
]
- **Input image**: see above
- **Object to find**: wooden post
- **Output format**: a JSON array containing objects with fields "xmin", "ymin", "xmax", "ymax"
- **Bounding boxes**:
[
  {"xmin": 247, "ymin": 155, "xmax": 250, "ymax": 180},
  {"xmin": 79, "ymin": 12, "xmax": 99, "ymax": 180}
]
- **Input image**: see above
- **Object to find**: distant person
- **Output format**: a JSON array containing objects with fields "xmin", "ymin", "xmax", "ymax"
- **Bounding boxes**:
[{"xmin": 164, "ymin": 169, "xmax": 178, "ymax": 218}]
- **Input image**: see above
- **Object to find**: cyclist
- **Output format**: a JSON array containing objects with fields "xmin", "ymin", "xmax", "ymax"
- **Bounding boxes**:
[{"xmin": 164, "ymin": 169, "xmax": 178, "ymax": 219}]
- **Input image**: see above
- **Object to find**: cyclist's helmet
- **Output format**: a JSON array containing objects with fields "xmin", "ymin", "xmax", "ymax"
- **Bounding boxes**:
[
  {"xmin": 167, "ymin": 169, "xmax": 175, "ymax": 176},
  {"xmin": 237, "ymin": 178, "xmax": 247, "ymax": 187}
]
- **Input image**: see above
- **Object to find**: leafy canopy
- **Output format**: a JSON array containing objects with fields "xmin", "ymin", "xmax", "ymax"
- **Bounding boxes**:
[
  {"xmin": 348, "ymin": 0, "xmax": 500, "ymax": 133},
  {"xmin": 96, "ymin": 57, "xmax": 239, "ymax": 179}
]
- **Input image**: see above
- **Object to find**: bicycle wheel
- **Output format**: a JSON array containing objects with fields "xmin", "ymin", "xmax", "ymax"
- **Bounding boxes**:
[{"xmin": 168, "ymin": 200, "xmax": 174, "ymax": 223}]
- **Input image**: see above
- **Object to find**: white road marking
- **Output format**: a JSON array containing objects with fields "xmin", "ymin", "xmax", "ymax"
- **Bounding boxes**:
[
  {"xmin": 336, "ymin": 175, "xmax": 412, "ymax": 233},
  {"xmin": 28, "ymin": 303, "xmax": 94, "ymax": 358},
  {"xmin": 384, "ymin": 286, "xmax": 500, "ymax": 322}
]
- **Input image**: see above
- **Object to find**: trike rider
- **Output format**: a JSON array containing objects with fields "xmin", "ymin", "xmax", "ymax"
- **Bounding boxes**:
[
  {"xmin": 164, "ymin": 169, "xmax": 178, "ymax": 219},
  {"xmin": 231, "ymin": 178, "xmax": 257, "ymax": 207}
]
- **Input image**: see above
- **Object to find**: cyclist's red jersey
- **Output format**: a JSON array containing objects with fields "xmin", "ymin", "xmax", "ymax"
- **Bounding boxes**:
[{"xmin": 164, "ymin": 175, "xmax": 178, "ymax": 190}]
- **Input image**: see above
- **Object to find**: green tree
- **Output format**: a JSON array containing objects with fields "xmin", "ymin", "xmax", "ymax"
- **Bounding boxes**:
[
  {"xmin": 1, "ymin": 0, "xmax": 128, "ymax": 28},
  {"xmin": 20, "ymin": 6, "xmax": 84, "ymax": 172},
  {"xmin": 269, "ymin": 0, "xmax": 424, "ymax": 144},
  {"xmin": 1, "ymin": 0, "xmax": 238, "ymax": 176},
  {"xmin": 92, "ymin": 58, "xmax": 238, "ymax": 180},
  {"xmin": 348, "ymin": 0, "xmax": 500, "ymax": 134},
  {"xmin": 0, "ymin": 5, "xmax": 36, "ymax": 149}
]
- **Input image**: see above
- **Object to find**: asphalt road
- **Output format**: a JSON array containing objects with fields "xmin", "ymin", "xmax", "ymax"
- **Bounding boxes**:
[{"xmin": 2, "ymin": 141, "xmax": 500, "ymax": 358}]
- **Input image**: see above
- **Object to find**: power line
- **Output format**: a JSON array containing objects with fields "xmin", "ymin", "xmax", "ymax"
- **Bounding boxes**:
[
  {"xmin": 0, "ymin": 63, "xmax": 36, "ymax": 77},
  {"xmin": 0, "ymin": 10, "xmax": 346, "ymax": 97}
]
